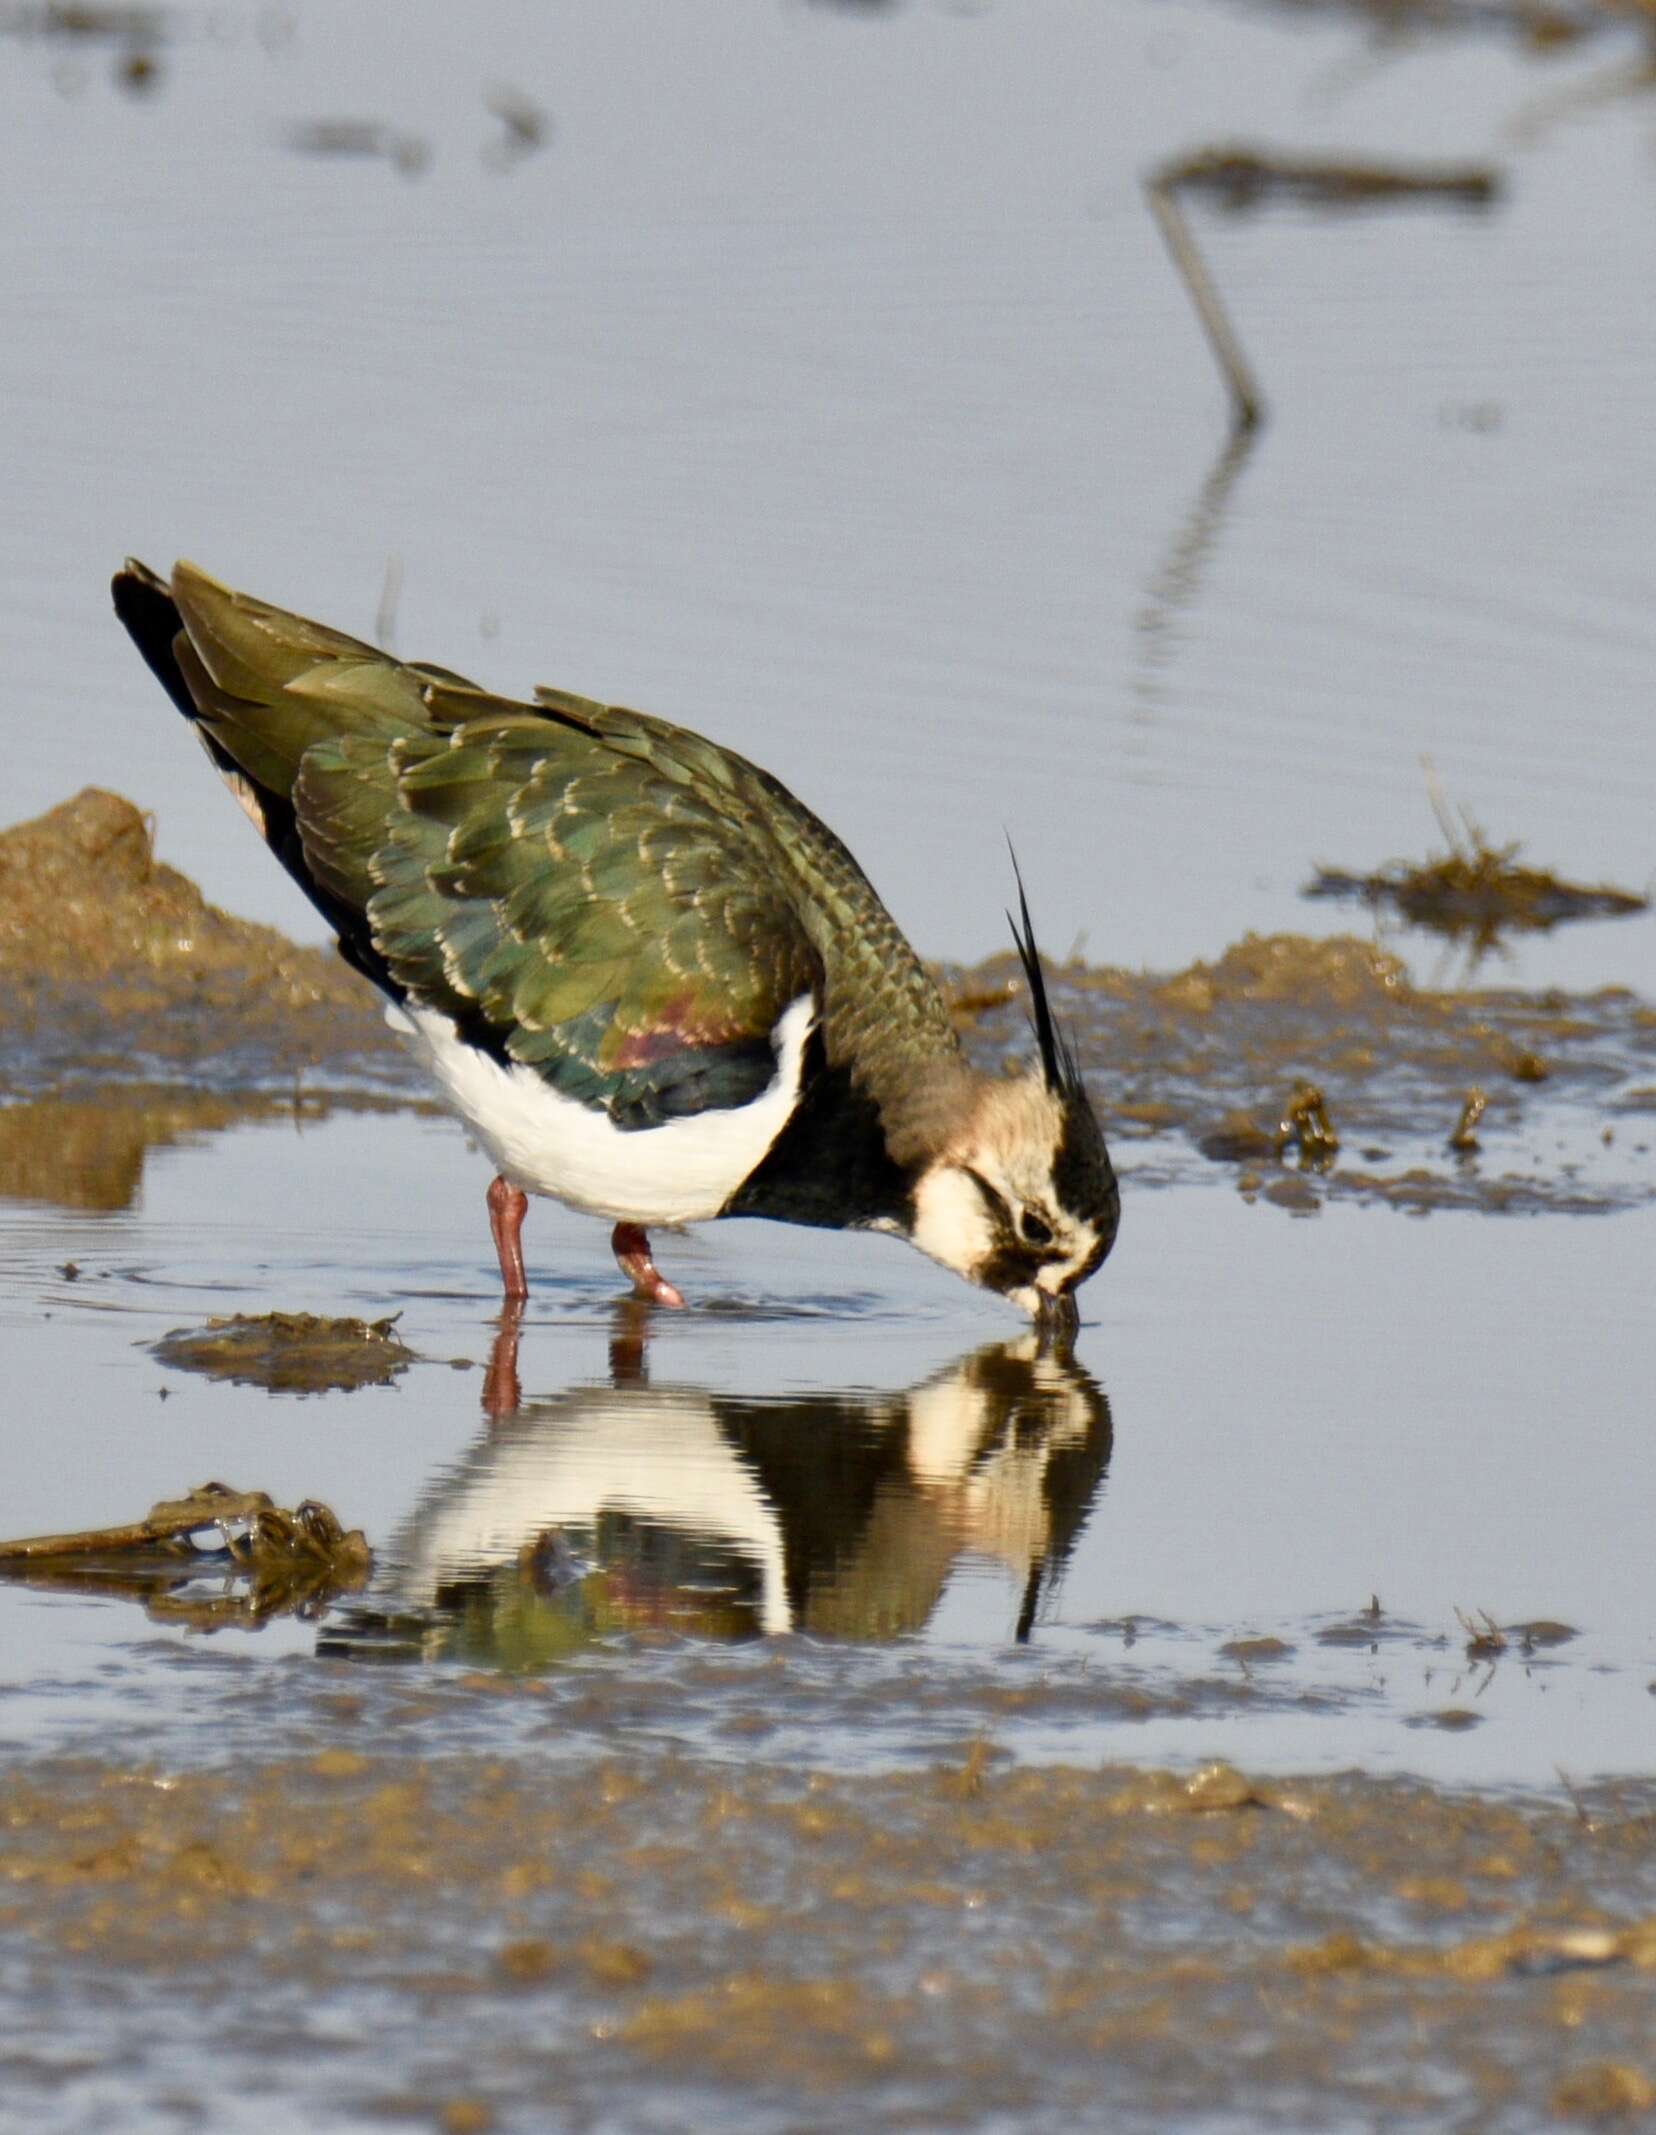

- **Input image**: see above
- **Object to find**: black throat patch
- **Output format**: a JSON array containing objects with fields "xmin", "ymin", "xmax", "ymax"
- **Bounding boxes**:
[{"xmin": 720, "ymin": 1026, "xmax": 913, "ymax": 1234}]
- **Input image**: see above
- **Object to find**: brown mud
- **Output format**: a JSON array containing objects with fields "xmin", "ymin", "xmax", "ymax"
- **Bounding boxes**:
[
  {"xmin": 0, "ymin": 1745, "xmax": 1650, "ymax": 2128},
  {"xmin": 0, "ymin": 789, "xmax": 396, "ymax": 1086},
  {"xmin": 2, "ymin": 792, "xmax": 1651, "ymax": 1221},
  {"xmin": 949, "ymin": 932, "xmax": 1656, "ymax": 1215},
  {"xmin": 150, "ymin": 1311, "xmax": 418, "ymax": 1395}
]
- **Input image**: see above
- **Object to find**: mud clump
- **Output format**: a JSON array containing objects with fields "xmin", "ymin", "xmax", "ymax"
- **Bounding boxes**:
[
  {"xmin": 1307, "ymin": 805, "xmax": 1647, "ymax": 956},
  {"xmin": 0, "ymin": 787, "xmax": 337, "ymax": 988},
  {"xmin": 0, "ymin": 788, "xmax": 396, "ymax": 1080},
  {"xmin": 152, "ymin": 1311, "xmax": 417, "ymax": 1394}
]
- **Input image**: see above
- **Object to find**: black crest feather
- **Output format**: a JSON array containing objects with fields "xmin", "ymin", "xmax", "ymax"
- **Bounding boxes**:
[{"xmin": 1005, "ymin": 846, "xmax": 1084, "ymax": 1102}]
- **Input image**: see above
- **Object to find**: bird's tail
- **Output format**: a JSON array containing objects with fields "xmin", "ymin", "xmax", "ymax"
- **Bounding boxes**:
[{"xmin": 110, "ymin": 557, "xmax": 412, "ymax": 998}]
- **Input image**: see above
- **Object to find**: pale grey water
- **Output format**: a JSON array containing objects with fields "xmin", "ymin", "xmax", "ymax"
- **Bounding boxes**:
[
  {"xmin": 3, "ymin": 0, "xmax": 1653, "ymax": 987},
  {"xmin": 1, "ymin": 1108, "xmax": 1651, "ymax": 1790}
]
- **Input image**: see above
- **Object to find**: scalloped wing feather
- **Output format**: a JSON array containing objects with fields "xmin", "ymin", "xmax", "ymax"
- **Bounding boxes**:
[{"xmin": 155, "ymin": 568, "xmax": 819, "ymax": 1117}]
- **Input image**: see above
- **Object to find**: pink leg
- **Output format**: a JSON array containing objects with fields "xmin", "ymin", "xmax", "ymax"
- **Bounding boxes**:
[
  {"xmin": 611, "ymin": 1222, "xmax": 686, "ymax": 1308},
  {"xmin": 482, "ymin": 1299, "xmax": 524, "ymax": 1424},
  {"xmin": 486, "ymin": 1173, "xmax": 529, "ymax": 1302}
]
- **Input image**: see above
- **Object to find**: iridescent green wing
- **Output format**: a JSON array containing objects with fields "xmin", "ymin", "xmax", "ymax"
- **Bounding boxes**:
[
  {"xmin": 163, "ymin": 564, "xmax": 823, "ymax": 1125},
  {"xmin": 540, "ymin": 690, "xmax": 964, "ymax": 1099}
]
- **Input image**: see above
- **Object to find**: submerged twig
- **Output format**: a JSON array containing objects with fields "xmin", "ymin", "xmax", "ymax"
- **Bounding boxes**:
[
  {"xmin": 1164, "ymin": 145, "xmax": 1500, "ymax": 213},
  {"xmin": 1145, "ymin": 176, "xmax": 1265, "ymax": 434},
  {"xmin": 1147, "ymin": 144, "xmax": 1504, "ymax": 434}
]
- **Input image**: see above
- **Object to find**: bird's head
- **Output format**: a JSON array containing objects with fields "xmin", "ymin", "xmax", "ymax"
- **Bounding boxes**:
[{"xmin": 909, "ymin": 873, "xmax": 1119, "ymax": 1338}]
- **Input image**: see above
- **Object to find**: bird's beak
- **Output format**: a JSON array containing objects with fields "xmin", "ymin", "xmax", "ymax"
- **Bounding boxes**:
[{"xmin": 1033, "ymin": 1286, "xmax": 1079, "ymax": 1352}]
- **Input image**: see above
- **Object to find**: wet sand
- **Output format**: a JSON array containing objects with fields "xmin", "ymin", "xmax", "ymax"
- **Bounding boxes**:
[{"xmin": 2, "ymin": 1746, "xmax": 1652, "ymax": 2131}]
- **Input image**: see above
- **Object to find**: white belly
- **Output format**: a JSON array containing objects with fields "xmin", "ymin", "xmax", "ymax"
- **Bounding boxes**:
[{"xmin": 392, "ymin": 993, "xmax": 814, "ymax": 1226}]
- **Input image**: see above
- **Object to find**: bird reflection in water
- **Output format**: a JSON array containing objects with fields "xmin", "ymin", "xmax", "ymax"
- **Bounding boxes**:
[{"xmin": 336, "ymin": 1306, "xmax": 1113, "ymax": 1669}]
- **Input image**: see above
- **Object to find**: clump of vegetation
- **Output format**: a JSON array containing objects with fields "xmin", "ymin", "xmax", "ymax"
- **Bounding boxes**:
[
  {"xmin": 152, "ymin": 1311, "xmax": 416, "ymax": 1395},
  {"xmin": 1276, "ymin": 1082, "xmax": 1341, "ymax": 1169},
  {"xmin": 0, "ymin": 1482, "xmax": 371, "ymax": 1628},
  {"xmin": 1307, "ymin": 772, "xmax": 1647, "ymax": 955}
]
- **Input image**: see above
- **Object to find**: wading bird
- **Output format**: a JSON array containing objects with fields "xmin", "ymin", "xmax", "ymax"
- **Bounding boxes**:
[{"xmin": 114, "ymin": 562, "xmax": 1119, "ymax": 1331}]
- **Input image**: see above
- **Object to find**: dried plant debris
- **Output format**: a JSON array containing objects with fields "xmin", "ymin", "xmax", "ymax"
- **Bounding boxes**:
[
  {"xmin": 1155, "ymin": 143, "xmax": 1501, "ymax": 213},
  {"xmin": 1276, "ymin": 1082, "xmax": 1341, "ymax": 1168},
  {"xmin": 1307, "ymin": 784, "xmax": 1647, "ymax": 951},
  {"xmin": 1146, "ymin": 144, "xmax": 1504, "ymax": 433},
  {"xmin": 0, "ymin": 1481, "xmax": 370, "ymax": 1628},
  {"xmin": 152, "ymin": 1312, "xmax": 416, "ymax": 1395}
]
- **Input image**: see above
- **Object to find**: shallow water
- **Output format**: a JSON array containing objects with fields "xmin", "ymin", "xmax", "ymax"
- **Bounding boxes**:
[{"xmin": 2, "ymin": 1103, "xmax": 1651, "ymax": 1794}]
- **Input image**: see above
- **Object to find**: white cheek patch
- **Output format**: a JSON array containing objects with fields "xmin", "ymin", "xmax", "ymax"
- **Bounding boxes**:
[{"xmin": 909, "ymin": 1166, "xmax": 995, "ymax": 1282}]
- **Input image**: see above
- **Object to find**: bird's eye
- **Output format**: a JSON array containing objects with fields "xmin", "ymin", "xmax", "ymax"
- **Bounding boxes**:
[{"xmin": 1019, "ymin": 1208, "xmax": 1054, "ymax": 1247}]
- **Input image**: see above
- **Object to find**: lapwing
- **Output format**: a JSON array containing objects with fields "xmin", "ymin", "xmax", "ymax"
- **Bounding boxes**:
[
  {"xmin": 112, "ymin": 561, "xmax": 1119, "ymax": 1331},
  {"xmin": 377, "ymin": 1333, "xmax": 1111, "ymax": 1650}
]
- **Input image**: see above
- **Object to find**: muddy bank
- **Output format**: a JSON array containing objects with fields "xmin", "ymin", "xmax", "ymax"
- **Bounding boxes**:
[
  {"xmin": 0, "ymin": 1745, "xmax": 1650, "ymax": 2130},
  {"xmin": 2, "ymin": 791, "xmax": 1651, "ymax": 1216},
  {"xmin": 0, "ymin": 789, "xmax": 397, "ymax": 1086},
  {"xmin": 950, "ymin": 934, "xmax": 1656, "ymax": 1215}
]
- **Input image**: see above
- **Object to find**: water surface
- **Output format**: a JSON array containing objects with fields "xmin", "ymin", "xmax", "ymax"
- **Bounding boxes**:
[{"xmin": 3, "ymin": 0, "xmax": 1652, "ymax": 990}]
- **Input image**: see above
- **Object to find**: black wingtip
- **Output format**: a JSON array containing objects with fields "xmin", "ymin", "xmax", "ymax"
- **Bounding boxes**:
[{"xmin": 111, "ymin": 558, "xmax": 200, "ymax": 724}]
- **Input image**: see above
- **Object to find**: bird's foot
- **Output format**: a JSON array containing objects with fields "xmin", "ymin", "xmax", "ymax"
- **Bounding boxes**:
[{"xmin": 611, "ymin": 1222, "xmax": 686, "ymax": 1308}]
